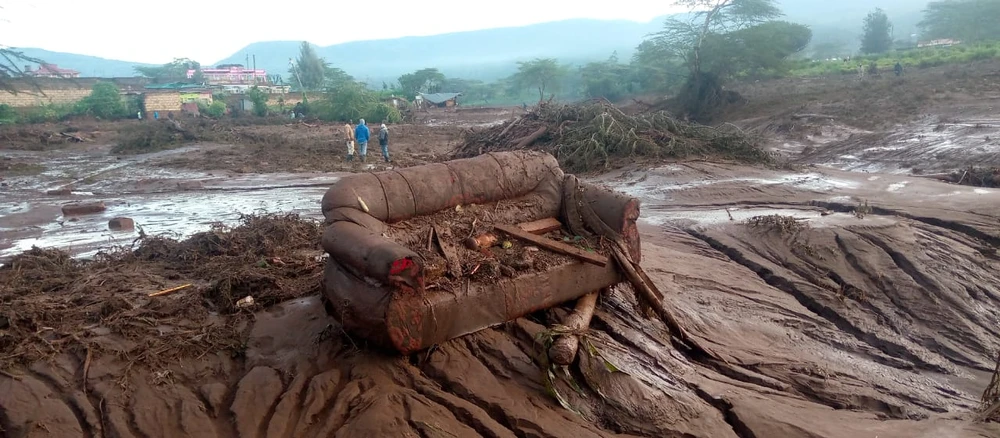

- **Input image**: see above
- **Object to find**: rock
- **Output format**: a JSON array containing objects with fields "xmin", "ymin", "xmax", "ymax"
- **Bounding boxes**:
[
  {"xmin": 46, "ymin": 188, "xmax": 73, "ymax": 196},
  {"xmin": 62, "ymin": 201, "xmax": 106, "ymax": 216},
  {"xmin": 108, "ymin": 217, "xmax": 135, "ymax": 231}
]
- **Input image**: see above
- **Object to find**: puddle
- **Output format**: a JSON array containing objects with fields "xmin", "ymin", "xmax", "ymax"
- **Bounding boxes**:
[
  {"xmin": 1, "ymin": 146, "xmax": 343, "ymax": 263},
  {"xmin": 1, "ymin": 185, "xmax": 331, "ymax": 261},
  {"xmin": 887, "ymin": 181, "xmax": 909, "ymax": 192},
  {"xmin": 641, "ymin": 207, "xmax": 823, "ymax": 227}
]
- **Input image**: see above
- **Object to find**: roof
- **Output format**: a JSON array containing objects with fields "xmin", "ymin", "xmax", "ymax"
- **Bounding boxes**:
[
  {"xmin": 28, "ymin": 64, "xmax": 80, "ymax": 76},
  {"xmin": 144, "ymin": 82, "xmax": 210, "ymax": 90},
  {"xmin": 419, "ymin": 92, "xmax": 462, "ymax": 104}
]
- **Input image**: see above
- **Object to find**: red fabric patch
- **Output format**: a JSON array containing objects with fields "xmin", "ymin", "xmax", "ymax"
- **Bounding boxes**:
[{"xmin": 390, "ymin": 258, "xmax": 415, "ymax": 275}]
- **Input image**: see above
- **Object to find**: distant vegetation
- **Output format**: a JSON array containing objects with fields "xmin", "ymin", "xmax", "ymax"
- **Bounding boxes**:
[{"xmin": 3, "ymin": 0, "xmax": 998, "ymax": 127}]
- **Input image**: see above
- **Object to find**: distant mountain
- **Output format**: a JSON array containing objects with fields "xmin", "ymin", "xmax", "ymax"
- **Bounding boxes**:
[
  {"xmin": 214, "ymin": 18, "xmax": 669, "ymax": 85},
  {"xmin": 12, "ymin": 48, "xmax": 155, "ymax": 77},
  {"xmin": 13, "ymin": 2, "xmax": 938, "ymax": 83}
]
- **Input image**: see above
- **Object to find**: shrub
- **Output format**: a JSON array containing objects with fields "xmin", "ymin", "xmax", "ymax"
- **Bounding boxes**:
[
  {"xmin": 199, "ymin": 100, "xmax": 227, "ymax": 118},
  {"xmin": 246, "ymin": 86, "xmax": 269, "ymax": 117},
  {"xmin": 0, "ymin": 104, "xmax": 17, "ymax": 124},
  {"xmin": 22, "ymin": 104, "xmax": 75, "ymax": 124},
  {"xmin": 75, "ymin": 82, "xmax": 128, "ymax": 120}
]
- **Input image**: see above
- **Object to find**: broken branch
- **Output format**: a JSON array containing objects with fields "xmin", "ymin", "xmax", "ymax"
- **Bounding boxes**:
[
  {"xmin": 548, "ymin": 290, "xmax": 601, "ymax": 365},
  {"xmin": 148, "ymin": 284, "xmax": 192, "ymax": 297},
  {"xmin": 494, "ymin": 224, "xmax": 607, "ymax": 267}
]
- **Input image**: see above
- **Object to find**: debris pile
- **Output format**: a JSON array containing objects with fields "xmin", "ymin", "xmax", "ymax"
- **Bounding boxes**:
[
  {"xmin": 983, "ymin": 352, "xmax": 1000, "ymax": 422},
  {"xmin": 949, "ymin": 166, "xmax": 1000, "ymax": 188},
  {"xmin": 455, "ymin": 100, "xmax": 772, "ymax": 172},
  {"xmin": 0, "ymin": 213, "xmax": 323, "ymax": 371}
]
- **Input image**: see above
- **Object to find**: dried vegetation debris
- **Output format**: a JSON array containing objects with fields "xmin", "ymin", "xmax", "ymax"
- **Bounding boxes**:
[
  {"xmin": 0, "ymin": 213, "xmax": 323, "ymax": 371},
  {"xmin": 949, "ymin": 166, "xmax": 1000, "ymax": 188},
  {"xmin": 984, "ymin": 352, "xmax": 1000, "ymax": 422},
  {"xmin": 454, "ymin": 100, "xmax": 774, "ymax": 173}
]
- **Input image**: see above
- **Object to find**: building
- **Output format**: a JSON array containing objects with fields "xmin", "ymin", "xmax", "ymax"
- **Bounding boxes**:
[
  {"xmin": 918, "ymin": 39, "xmax": 961, "ymax": 48},
  {"xmin": 142, "ymin": 83, "xmax": 214, "ymax": 119},
  {"xmin": 418, "ymin": 92, "xmax": 462, "ymax": 108},
  {"xmin": 189, "ymin": 65, "xmax": 268, "ymax": 85},
  {"xmin": 25, "ymin": 64, "xmax": 80, "ymax": 78}
]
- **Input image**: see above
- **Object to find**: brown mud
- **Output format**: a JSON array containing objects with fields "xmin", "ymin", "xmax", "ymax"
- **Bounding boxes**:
[{"xmin": 3, "ymin": 65, "xmax": 1000, "ymax": 437}]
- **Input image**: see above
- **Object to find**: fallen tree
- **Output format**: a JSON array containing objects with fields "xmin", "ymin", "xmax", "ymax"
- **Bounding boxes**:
[{"xmin": 454, "ymin": 100, "xmax": 773, "ymax": 173}]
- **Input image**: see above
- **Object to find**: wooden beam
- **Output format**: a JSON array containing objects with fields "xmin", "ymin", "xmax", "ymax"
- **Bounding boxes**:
[
  {"xmin": 464, "ymin": 217, "xmax": 562, "ymax": 251},
  {"xmin": 494, "ymin": 224, "xmax": 607, "ymax": 267}
]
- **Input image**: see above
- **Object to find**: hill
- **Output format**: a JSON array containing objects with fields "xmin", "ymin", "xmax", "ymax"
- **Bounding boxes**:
[
  {"xmin": 11, "ymin": 2, "xmax": 934, "ymax": 83},
  {"xmin": 214, "ymin": 18, "xmax": 667, "ymax": 84},
  {"xmin": 12, "ymin": 48, "xmax": 156, "ymax": 77}
]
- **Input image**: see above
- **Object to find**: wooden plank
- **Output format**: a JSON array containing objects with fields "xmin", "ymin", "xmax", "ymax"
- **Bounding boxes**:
[
  {"xmin": 494, "ymin": 224, "xmax": 607, "ymax": 267},
  {"xmin": 517, "ymin": 217, "xmax": 562, "ymax": 234}
]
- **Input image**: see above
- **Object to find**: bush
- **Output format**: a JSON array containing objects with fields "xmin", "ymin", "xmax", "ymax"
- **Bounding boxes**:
[
  {"xmin": 199, "ymin": 100, "xmax": 227, "ymax": 118},
  {"xmin": 313, "ymin": 83, "xmax": 402, "ymax": 123},
  {"xmin": 112, "ymin": 120, "xmax": 201, "ymax": 154},
  {"xmin": 75, "ymin": 82, "xmax": 128, "ymax": 120},
  {"xmin": 22, "ymin": 104, "xmax": 75, "ymax": 124},
  {"xmin": 0, "ymin": 104, "xmax": 17, "ymax": 124},
  {"xmin": 246, "ymin": 87, "xmax": 269, "ymax": 117}
]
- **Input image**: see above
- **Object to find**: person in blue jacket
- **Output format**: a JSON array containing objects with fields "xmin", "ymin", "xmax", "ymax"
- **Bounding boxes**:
[{"xmin": 354, "ymin": 118, "xmax": 370, "ymax": 162}]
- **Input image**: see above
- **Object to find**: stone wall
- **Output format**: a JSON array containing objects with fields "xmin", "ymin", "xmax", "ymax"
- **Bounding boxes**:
[{"xmin": 0, "ymin": 77, "xmax": 150, "ymax": 108}]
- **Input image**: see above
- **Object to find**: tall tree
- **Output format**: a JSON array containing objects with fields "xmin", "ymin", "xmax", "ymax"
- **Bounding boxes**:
[
  {"xmin": 397, "ymin": 68, "xmax": 446, "ymax": 98},
  {"xmin": 135, "ymin": 58, "xmax": 202, "ymax": 83},
  {"xmin": 641, "ymin": 0, "xmax": 806, "ymax": 119},
  {"xmin": 510, "ymin": 58, "xmax": 566, "ymax": 102},
  {"xmin": 861, "ymin": 8, "xmax": 894, "ymax": 54},
  {"xmin": 289, "ymin": 42, "xmax": 327, "ymax": 91},
  {"xmin": 580, "ymin": 53, "xmax": 632, "ymax": 101},
  {"xmin": 919, "ymin": 0, "xmax": 1000, "ymax": 43}
]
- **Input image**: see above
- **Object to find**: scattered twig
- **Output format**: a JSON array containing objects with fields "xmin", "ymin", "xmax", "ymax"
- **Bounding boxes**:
[{"xmin": 148, "ymin": 283, "xmax": 193, "ymax": 297}]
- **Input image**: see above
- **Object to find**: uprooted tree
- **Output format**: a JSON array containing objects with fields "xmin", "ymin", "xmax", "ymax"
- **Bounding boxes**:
[{"xmin": 644, "ymin": 0, "xmax": 810, "ymax": 120}]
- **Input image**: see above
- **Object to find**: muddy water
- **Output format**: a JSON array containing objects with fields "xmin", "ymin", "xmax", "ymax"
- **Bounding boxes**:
[{"xmin": 0, "ymin": 145, "xmax": 349, "ymax": 262}]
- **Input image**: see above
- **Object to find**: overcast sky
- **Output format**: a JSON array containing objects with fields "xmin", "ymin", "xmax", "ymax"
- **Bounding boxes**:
[{"xmin": 0, "ymin": 1, "xmax": 688, "ymax": 64}]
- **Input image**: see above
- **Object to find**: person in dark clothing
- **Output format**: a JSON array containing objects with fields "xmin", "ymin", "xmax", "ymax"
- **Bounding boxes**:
[
  {"xmin": 894, "ymin": 62, "xmax": 903, "ymax": 77},
  {"xmin": 378, "ymin": 123, "xmax": 391, "ymax": 163}
]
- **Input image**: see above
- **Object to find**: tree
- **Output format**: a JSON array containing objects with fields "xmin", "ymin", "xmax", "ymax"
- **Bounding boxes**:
[
  {"xmin": 135, "ymin": 58, "xmax": 202, "ymax": 83},
  {"xmin": 642, "ymin": 0, "xmax": 805, "ymax": 119},
  {"xmin": 861, "ymin": 8, "xmax": 893, "ymax": 54},
  {"xmin": 580, "ymin": 53, "xmax": 632, "ymax": 101},
  {"xmin": 398, "ymin": 68, "xmax": 446, "ymax": 98},
  {"xmin": 246, "ymin": 86, "xmax": 269, "ymax": 117},
  {"xmin": 510, "ymin": 58, "xmax": 566, "ymax": 102},
  {"xmin": 289, "ymin": 42, "xmax": 327, "ymax": 91},
  {"xmin": 75, "ymin": 82, "xmax": 127, "ymax": 119},
  {"xmin": 316, "ymin": 82, "xmax": 402, "ymax": 123},
  {"xmin": 631, "ymin": 41, "xmax": 687, "ymax": 93},
  {"xmin": 324, "ymin": 66, "xmax": 355, "ymax": 89},
  {"xmin": 919, "ymin": 0, "xmax": 1000, "ymax": 43}
]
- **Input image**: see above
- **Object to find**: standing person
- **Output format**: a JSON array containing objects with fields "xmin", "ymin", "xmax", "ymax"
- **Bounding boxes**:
[
  {"xmin": 343, "ymin": 120, "xmax": 356, "ymax": 161},
  {"xmin": 378, "ymin": 123, "xmax": 391, "ymax": 163},
  {"xmin": 355, "ymin": 119, "xmax": 370, "ymax": 162},
  {"xmin": 894, "ymin": 62, "xmax": 903, "ymax": 77}
]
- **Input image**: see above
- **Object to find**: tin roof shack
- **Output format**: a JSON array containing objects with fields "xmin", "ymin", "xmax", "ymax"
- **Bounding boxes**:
[
  {"xmin": 382, "ymin": 95, "xmax": 408, "ymax": 109},
  {"xmin": 419, "ymin": 92, "xmax": 462, "ymax": 108}
]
